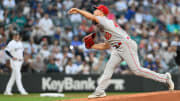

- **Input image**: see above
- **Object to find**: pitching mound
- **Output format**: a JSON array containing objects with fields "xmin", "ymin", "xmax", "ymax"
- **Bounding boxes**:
[{"xmin": 62, "ymin": 90, "xmax": 180, "ymax": 101}]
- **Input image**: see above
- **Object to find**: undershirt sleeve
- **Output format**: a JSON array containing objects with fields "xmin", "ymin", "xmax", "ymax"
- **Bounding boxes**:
[{"xmin": 5, "ymin": 50, "xmax": 13, "ymax": 58}]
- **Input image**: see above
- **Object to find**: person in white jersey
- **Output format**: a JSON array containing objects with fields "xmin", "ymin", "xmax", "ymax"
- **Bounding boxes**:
[
  {"xmin": 68, "ymin": 5, "xmax": 174, "ymax": 98},
  {"xmin": 4, "ymin": 31, "xmax": 28, "ymax": 95}
]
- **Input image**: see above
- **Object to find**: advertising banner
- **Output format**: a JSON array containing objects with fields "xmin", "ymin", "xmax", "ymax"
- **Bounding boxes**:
[{"xmin": 0, "ymin": 73, "xmax": 175, "ymax": 93}]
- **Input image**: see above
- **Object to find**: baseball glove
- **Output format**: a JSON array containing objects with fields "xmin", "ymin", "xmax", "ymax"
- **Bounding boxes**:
[{"xmin": 83, "ymin": 33, "xmax": 96, "ymax": 49}]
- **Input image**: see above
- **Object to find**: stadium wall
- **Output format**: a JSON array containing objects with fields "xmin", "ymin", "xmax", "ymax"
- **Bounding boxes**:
[{"xmin": 0, "ymin": 73, "xmax": 179, "ymax": 93}]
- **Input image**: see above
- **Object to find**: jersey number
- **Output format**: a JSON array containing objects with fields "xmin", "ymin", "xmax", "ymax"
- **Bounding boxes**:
[
  {"xmin": 103, "ymin": 22, "xmax": 120, "ymax": 40},
  {"xmin": 104, "ymin": 32, "xmax": 112, "ymax": 40}
]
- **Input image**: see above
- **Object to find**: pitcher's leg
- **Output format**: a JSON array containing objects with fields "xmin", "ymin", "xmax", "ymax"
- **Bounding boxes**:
[
  {"xmin": 95, "ymin": 52, "xmax": 122, "ymax": 92},
  {"xmin": 123, "ymin": 42, "xmax": 168, "ymax": 83}
]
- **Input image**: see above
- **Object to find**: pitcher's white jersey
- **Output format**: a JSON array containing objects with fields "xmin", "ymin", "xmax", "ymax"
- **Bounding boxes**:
[
  {"xmin": 96, "ymin": 16, "xmax": 129, "ymax": 46},
  {"xmin": 5, "ymin": 40, "xmax": 24, "ymax": 60}
]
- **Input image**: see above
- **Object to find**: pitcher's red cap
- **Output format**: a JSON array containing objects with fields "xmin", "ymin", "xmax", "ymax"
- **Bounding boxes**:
[{"xmin": 93, "ymin": 5, "xmax": 109, "ymax": 15}]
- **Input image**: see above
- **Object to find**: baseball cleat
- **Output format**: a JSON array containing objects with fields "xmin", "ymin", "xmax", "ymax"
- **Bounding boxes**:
[
  {"xmin": 4, "ymin": 92, "xmax": 13, "ymax": 96},
  {"xmin": 166, "ymin": 72, "xmax": 174, "ymax": 91},
  {"xmin": 21, "ymin": 92, "xmax": 28, "ymax": 95},
  {"xmin": 88, "ymin": 91, "xmax": 106, "ymax": 99}
]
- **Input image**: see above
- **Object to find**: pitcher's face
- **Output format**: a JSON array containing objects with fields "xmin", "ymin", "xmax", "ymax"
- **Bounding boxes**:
[{"xmin": 93, "ymin": 9, "xmax": 104, "ymax": 16}]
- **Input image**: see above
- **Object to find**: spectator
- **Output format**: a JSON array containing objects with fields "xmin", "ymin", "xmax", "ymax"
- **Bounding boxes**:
[
  {"xmin": 23, "ymin": 38, "xmax": 38, "ymax": 56},
  {"xmin": 21, "ymin": 52, "xmax": 31, "ymax": 72},
  {"xmin": 55, "ymin": 57, "xmax": 63, "ymax": 72},
  {"xmin": 75, "ymin": 46, "xmax": 85, "ymax": 61},
  {"xmin": 117, "ymin": 15, "xmax": 127, "ymax": 25},
  {"xmin": 29, "ymin": 55, "xmax": 46, "ymax": 72},
  {"xmin": 22, "ymin": 18, "xmax": 33, "ymax": 41},
  {"xmin": 35, "ymin": 3, "xmax": 44, "ymax": 19},
  {"xmin": 175, "ymin": 44, "xmax": 180, "ymax": 74},
  {"xmin": 115, "ymin": 0, "xmax": 127, "ymax": 13},
  {"xmin": 40, "ymin": 38, "xmax": 49, "ymax": 46},
  {"xmin": 5, "ymin": 24, "xmax": 15, "ymax": 40},
  {"xmin": 31, "ymin": 25, "xmax": 44, "ymax": 44},
  {"xmin": 38, "ymin": 13, "xmax": 54, "ymax": 43},
  {"xmin": 0, "ymin": 45, "xmax": 8, "ymax": 72},
  {"xmin": 50, "ymin": 40, "xmax": 61, "ymax": 52},
  {"xmin": 131, "ymin": 31, "xmax": 142, "ymax": 45},
  {"xmin": 56, "ymin": 0, "xmax": 62, "ymax": 10},
  {"xmin": 70, "ymin": 13, "xmax": 82, "ymax": 31},
  {"xmin": 39, "ymin": 44, "xmax": 50, "ymax": 60},
  {"xmin": 0, "ymin": 9, "xmax": 4, "ymax": 22},
  {"xmin": 61, "ymin": 52, "xmax": 69, "ymax": 68},
  {"xmin": 144, "ymin": 54, "xmax": 159, "ymax": 72},
  {"xmin": 91, "ymin": 52, "xmax": 107, "ymax": 74},
  {"xmin": 51, "ymin": 46, "xmax": 62, "ymax": 60},
  {"xmin": 166, "ymin": 17, "xmax": 179, "ymax": 33},
  {"xmin": 70, "ymin": 13, "xmax": 82, "ymax": 24},
  {"xmin": 53, "ymin": 27, "xmax": 62, "ymax": 41},
  {"xmin": 47, "ymin": 56, "xmax": 59, "ymax": 72},
  {"xmin": 78, "ymin": 61, "xmax": 90, "ymax": 74},
  {"xmin": 0, "ymin": 26, "xmax": 5, "ymax": 36},
  {"xmin": 125, "ymin": 6, "xmax": 136, "ymax": 21},
  {"xmin": 143, "ymin": 11, "xmax": 153, "ymax": 23},
  {"xmin": 79, "ymin": 20, "xmax": 89, "ymax": 33},
  {"xmin": 63, "ymin": 0, "xmax": 74, "ymax": 10},
  {"xmin": 0, "ymin": 35, "xmax": 4, "ymax": 48},
  {"xmin": 61, "ymin": 27, "xmax": 73, "ymax": 46},
  {"xmin": 161, "ymin": 46, "xmax": 176, "ymax": 67},
  {"xmin": 135, "ymin": 8, "xmax": 143, "ymax": 24},
  {"xmin": 12, "ymin": 12, "xmax": 27, "ymax": 28},
  {"xmin": 45, "ymin": 5, "xmax": 57, "ymax": 16},
  {"xmin": 71, "ymin": 36, "xmax": 82, "ymax": 47},
  {"xmin": 3, "ymin": 9, "xmax": 9, "ymax": 25},
  {"xmin": 3, "ymin": 0, "xmax": 16, "ymax": 9},
  {"xmin": 75, "ymin": 55, "xmax": 83, "ymax": 66},
  {"xmin": 65, "ymin": 58, "xmax": 78, "ymax": 74},
  {"xmin": 22, "ymin": 3, "xmax": 30, "ymax": 16},
  {"xmin": 87, "ymin": 51, "xmax": 98, "ymax": 73}
]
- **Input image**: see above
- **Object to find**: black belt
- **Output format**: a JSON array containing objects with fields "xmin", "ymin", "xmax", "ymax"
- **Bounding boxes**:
[
  {"xmin": 113, "ymin": 42, "xmax": 122, "ymax": 49},
  {"xmin": 112, "ymin": 36, "xmax": 130, "ymax": 49}
]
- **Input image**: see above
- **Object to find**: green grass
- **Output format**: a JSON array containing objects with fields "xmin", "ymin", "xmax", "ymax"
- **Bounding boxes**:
[{"xmin": 0, "ymin": 92, "xmax": 137, "ymax": 101}]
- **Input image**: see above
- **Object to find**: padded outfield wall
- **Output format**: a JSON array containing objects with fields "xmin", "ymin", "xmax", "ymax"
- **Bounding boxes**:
[{"xmin": 0, "ymin": 73, "xmax": 179, "ymax": 93}]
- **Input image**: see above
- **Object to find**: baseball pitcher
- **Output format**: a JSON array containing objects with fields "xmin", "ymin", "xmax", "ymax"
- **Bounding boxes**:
[
  {"xmin": 68, "ymin": 5, "xmax": 174, "ymax": 98},
  {"xmin": 4, "ymin": 31, "xmax": 28, "ymax": 95}
]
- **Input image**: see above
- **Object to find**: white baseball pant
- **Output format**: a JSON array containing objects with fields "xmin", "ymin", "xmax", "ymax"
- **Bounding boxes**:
[{"xmin": 4, "ymin": 60, "xmax": 27, "ymax": 94}]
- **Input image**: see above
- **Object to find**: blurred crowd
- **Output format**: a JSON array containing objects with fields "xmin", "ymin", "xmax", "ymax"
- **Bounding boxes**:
[{"xmin": 0, "ymin": 0, "xmax": 180, "ymax": 75}]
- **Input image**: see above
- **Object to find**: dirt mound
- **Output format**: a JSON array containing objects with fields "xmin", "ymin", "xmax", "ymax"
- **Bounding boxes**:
[{"xmin": 62, "ymin": 90, "xmax": 180, "ymax": 101}]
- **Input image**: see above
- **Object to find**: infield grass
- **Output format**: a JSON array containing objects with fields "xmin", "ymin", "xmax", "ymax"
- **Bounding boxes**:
[{"xmin": 0, "ymin": 92, "xmax": 137, "ymax": 101}]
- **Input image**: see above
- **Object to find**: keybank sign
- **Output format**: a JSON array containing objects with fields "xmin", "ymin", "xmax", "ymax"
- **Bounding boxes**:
[
  {"xmin": 42, "ymin": 77, "xmax": 125, "ymax": 92},
  {"xmin": 42, "ymin": 77, "xmax": 95, "ymax": 92}
]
